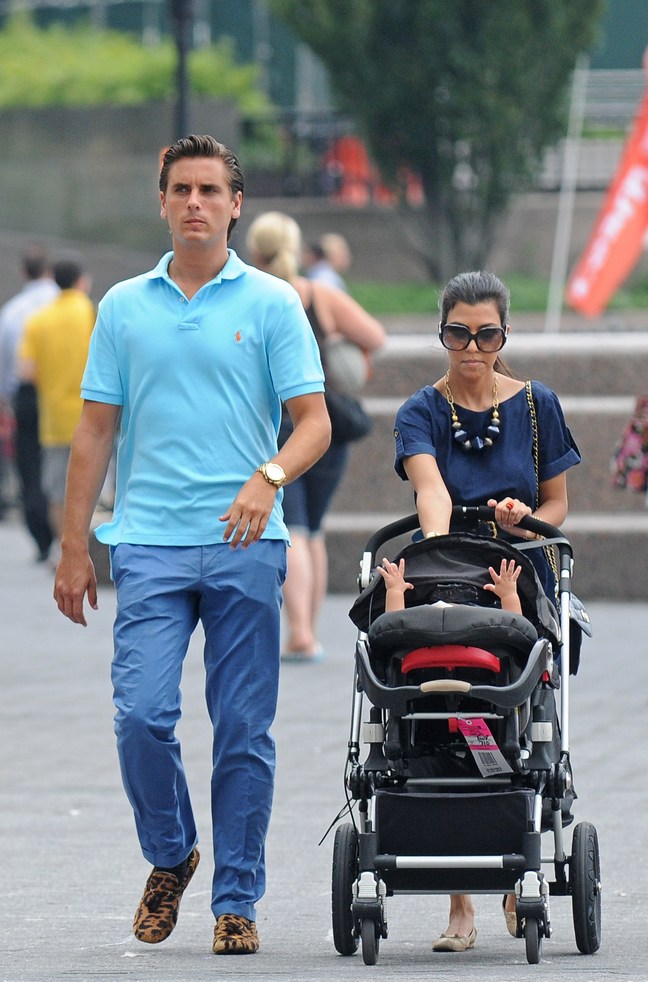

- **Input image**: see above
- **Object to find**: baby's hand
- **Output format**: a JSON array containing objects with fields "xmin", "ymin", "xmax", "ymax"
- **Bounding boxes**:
[
  {"xmin": 377, "ymin": 558, "xmax": 413, "ymax": 595},
  {"xmin": 484, "ymin": 558, "xmax": 521, "ymax": 601}
]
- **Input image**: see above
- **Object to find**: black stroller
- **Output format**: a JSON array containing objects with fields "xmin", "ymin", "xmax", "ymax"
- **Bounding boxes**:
[{"xmin": 331, "ymin": 506, "xmax": 600, "ymax": 965}]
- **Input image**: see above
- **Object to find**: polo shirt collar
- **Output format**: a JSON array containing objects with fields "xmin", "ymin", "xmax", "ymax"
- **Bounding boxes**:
[{"xmin": 146, "ymin": 249, "xmax": 247, "ymax": 287}]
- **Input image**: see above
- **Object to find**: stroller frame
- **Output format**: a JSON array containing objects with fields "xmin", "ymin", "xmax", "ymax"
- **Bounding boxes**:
[{"xmin": 331, "ymin": 506, "xmax": 600, "ymax": 965}]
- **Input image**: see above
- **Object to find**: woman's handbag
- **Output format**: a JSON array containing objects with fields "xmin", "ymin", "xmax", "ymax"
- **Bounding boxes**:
[
  {"xmin": 322, "ymin": 336, "xmax": 369, "ymax": 397},
  {"xmin": 305, "ymin": 289, "xmax": 373, "ymax": 444},
  {"xmin": 610, "ymin": 396, "xmax": 648, "ymax": 493},
  {"xmin": 526, "ymin": 381, "xmax": 590, "ymax": 675},
  {"xmin": 325, "ymin": 388, "xmax": 373, "ymax": 444}
]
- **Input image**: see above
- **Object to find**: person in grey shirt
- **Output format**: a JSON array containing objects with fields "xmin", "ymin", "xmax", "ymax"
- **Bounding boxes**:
[{"xmin": 0, "ymin": 245, "xmax": 58, "ymax": 556}]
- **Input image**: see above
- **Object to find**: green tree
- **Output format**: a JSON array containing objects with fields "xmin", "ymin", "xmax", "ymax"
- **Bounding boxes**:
[{"xmin": 269, "ymin": 0, "xmax": 605, "ymax": 279}]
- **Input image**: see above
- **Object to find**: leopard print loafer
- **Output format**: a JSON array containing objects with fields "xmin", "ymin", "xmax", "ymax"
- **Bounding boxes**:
[
  {"xmin": 132, "ymin": 847, "xmax": 200, "ymax": 944},
  {"xmin": 213, "ymin": 914, "xmax": 260, "ymax": 954}
]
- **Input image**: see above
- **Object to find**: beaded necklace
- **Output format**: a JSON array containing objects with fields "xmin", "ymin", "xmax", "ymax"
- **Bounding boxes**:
[{"xmin": 444, "ymin": 371, "xmax": 500, "ymax": 451}]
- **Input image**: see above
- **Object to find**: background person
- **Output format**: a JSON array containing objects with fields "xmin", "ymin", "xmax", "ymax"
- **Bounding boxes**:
[
  {"xmin": 18, "ymin": 253, "xmax": 93, "ymax": 549},
  {"xmin": 246, "ymin": 211, "xmax": 386, "ymax": 662},
  {"xmin": 306, "ymin": 232, "xmax": 352, "ymax": 292},
  {"xmin": 0, "ymin": 245, "xmax": 58, "ymax": 559},
  {"xmin": 53, "ymin": 136, "xmax": 330, "ymax": 957},
  {"xmin": 393, "ymin": 269, "xmax": 580, "ymax": 951}
]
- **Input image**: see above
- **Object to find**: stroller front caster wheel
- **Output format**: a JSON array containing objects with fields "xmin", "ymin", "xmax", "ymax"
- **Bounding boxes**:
[
  {"xmin": 524, "ymin": 917, "xmax": 542, "ymax": 964},
  {"xmin": 360, "ymin": 918, "xmax": 380, "ymax": 965}
]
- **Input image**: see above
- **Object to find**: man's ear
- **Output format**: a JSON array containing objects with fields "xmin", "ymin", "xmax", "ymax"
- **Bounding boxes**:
[{"xmin": 160, "ymin": 190, "xmax": 167, "ymax": 220}]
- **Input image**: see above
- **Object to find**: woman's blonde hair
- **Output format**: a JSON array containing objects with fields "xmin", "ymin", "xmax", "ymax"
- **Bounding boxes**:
[{"xmin": 246, "ymin": 211, "xmax": 302, "ymax": 283}]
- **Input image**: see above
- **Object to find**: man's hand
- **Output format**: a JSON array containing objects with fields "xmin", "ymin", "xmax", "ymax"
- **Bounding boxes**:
[
  {"xmin": 219, "ymin": 473, "xmax": 277, "ymax": 549},
  {"xmin": 54, "ymin": 549, "xmax": 98, "ymax": 626}
]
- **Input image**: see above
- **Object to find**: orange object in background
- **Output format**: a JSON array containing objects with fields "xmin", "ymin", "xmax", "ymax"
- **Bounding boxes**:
[
  {"xmin": 323, "ymin": 136, "xmax": 423, "ymax": 206},
  {"xmin": 567, "ymin": 53, "xmax": 648, "ymax": 317}
]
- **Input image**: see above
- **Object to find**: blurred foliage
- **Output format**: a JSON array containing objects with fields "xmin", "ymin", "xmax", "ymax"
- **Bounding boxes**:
[
  {"xmin": 0, "ymin": 14, "xmax": 271, "ymax": 112},
  {"xmin": 348, "ymin": 274, "xmax": 648, "ymax": 315},
  {"xmin": 348, "ymin": 276, "xmax": 550, "ymax": 315}
]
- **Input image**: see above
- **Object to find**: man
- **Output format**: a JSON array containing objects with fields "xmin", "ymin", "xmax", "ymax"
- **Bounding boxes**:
[
  {"xmin": 307, "ymin": 232, "xmax": 352, "ymax": 292},
  {"xmin": 0, "ymin": 245, "xmax": 58, "ymax": 558},
  {"xmin": 19, "ymin": 254, "xmax": 94, "ymax": 545},
  {"xmin": 54, "ymin": 135, "xmax": 331, "ymax": 955}
]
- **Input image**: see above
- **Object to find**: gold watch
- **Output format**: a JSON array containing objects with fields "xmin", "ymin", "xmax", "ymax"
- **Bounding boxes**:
[{"xmin": 257, "ymin": 462, "xmax": 287, "ymax": 488}]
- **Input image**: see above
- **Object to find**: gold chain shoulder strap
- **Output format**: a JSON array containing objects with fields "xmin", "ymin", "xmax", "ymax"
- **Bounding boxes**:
[{"xmin": 524, "ymin": 380, "xmax": 559, "ymax": 592}]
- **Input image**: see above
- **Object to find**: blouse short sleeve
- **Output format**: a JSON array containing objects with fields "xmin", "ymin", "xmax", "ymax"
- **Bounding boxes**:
[
  {"xmin": 394, "ymin": 387, "xmax": 438, "ymax": 479},
  {"xmin": 532, "ymin": 380, "xmax": 581, "ymax": 481}
]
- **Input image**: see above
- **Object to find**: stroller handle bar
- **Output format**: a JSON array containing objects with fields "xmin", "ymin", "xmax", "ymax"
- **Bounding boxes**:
[
  {"xmin": 362, "ymin": 506, "xmax": 570, "ymax": 561},
  {"xmin": 359, "ymin": 507, "xmax": 573, "ymax": 590}
]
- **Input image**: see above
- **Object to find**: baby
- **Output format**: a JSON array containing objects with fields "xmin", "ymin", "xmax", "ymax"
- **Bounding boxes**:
[{"xmin": 377, "ymin": 557, "xmax": 522, "ymax": 615}]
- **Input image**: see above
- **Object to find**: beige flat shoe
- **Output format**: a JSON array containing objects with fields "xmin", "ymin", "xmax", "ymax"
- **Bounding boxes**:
[
  {"xmin": 502, "ymin": 895, "xmax": 517, "ymax": 937},
  {"xmin": 432, "ymin": 926, "xmax": 477, "ymax": 951}
]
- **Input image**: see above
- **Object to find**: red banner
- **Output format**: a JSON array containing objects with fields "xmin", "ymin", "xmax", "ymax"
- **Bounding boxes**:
[{"xmin": 567, "ymin": 66, "xmax": 648, "ymax": 317}]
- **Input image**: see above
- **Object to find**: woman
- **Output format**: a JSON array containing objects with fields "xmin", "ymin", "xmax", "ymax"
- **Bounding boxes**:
[
  {"xmin": 393, "ymin": 270, "xmax": 580, "ymax": 950},
  {"xmin": 247, "ymin": 212, "xmax": 386, "ymax": 661}
]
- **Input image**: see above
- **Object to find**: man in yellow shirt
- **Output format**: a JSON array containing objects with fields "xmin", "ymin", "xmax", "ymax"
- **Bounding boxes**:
[{"xmin": 19, "ymin": 254, "xmax": 95, "ymax": 542}]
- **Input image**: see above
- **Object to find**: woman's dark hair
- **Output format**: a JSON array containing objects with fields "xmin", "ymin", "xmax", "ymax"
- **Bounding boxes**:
[
  {"xmin": 159, "ymin": 135, "xmax": 244, "ymax": 240},
  {"xmin": 439, "ymin": 270, "xmax": 514, "ymax": 377},
  {"xmin": 439, "ymin": 270, "xmax": 510, "ymax": 327}
]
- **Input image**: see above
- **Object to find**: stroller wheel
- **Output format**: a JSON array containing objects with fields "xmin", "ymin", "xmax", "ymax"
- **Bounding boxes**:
[
  {"xmin": 571, "ymin": 821, "xmax": 602, "ymax": 954},
  {"xmin": 331, "ymin": 823, "xmax": 359, "ymax": 955},
  {"xmin": 524, "ymin": 917, "xmax": 542, "ymax": 964},
  {"xmin": 361, "ymin": 918, "xmax": 380, "ymax": 965}
]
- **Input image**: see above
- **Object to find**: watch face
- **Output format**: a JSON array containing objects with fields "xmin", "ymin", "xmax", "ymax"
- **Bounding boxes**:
[{"xmin": 265, "ymin": 463, "xmax": 285, "ymax": 482}]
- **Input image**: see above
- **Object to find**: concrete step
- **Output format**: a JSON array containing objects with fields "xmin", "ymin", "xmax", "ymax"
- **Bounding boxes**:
[{"xmin": 368, "ymin": 332, "xmax": 648, "ymax": 398}]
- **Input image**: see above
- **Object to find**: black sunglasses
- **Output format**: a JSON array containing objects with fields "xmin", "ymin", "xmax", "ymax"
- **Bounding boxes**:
[{"xmin": 439, "ymin": 322, "xmax": 507, "ymax": 352}]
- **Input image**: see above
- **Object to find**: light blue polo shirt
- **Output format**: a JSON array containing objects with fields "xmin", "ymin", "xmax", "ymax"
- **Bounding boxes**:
[{"xmin": 82, "ymin": 250, "xmax": 324, "ymax": 545}]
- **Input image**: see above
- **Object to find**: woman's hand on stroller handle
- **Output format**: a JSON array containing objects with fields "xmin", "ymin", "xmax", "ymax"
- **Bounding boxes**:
[
  {"xmin": 486, "ymin": 497, "xmax": 535, "ymax": 538},
  {"xmin": 469, "ymin": 505, "xmax": 563, "ymax": 542}
]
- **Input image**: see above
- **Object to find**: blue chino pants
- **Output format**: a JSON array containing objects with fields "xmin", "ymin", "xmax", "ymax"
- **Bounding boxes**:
[{"xmin": 110, "ymin": 540, "xmax": 287, "ymax": 922}]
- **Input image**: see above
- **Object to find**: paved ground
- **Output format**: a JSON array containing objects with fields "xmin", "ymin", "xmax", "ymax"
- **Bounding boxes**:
[{"xmin": 2, "ymin": 517, "xmax": 647, "ymax": 982}]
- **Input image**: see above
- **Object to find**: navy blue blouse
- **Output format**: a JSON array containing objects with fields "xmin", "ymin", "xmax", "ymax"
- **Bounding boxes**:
[{"xmin": 394, "ymin": 380, "xmax": 581, "ymax": 597}]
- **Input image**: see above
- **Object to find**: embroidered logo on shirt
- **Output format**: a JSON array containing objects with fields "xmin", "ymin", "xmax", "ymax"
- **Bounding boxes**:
[{"xmin": 235, "ymin": 331, "xmax": 242, "ymax": 343}]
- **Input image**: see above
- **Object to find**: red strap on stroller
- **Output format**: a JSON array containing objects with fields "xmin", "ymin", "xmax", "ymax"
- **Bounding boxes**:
[{"xmin": 401, "ymin": 645, "xmax": 501, "ymax": 675}]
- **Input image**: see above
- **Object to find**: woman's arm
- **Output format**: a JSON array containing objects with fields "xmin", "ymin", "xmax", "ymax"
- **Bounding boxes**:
[
  {"xmin": 403, "ymin": 453, "xmax": 453, "ymax": 536},
  {"xmin": 312, "ymin": 280, "xmax": 386, "ymax": 352}
]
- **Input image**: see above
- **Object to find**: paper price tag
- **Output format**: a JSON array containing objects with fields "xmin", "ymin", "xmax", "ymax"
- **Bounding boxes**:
[{"xmin": 457, "ymin": 717, "xmax": 513, "ymax": 776}]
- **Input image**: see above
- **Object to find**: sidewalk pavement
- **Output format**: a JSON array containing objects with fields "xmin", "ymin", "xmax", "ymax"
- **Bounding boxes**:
[{"xmin": 2, "ymin": 516, "xmax": 647, "ymax": 982}]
